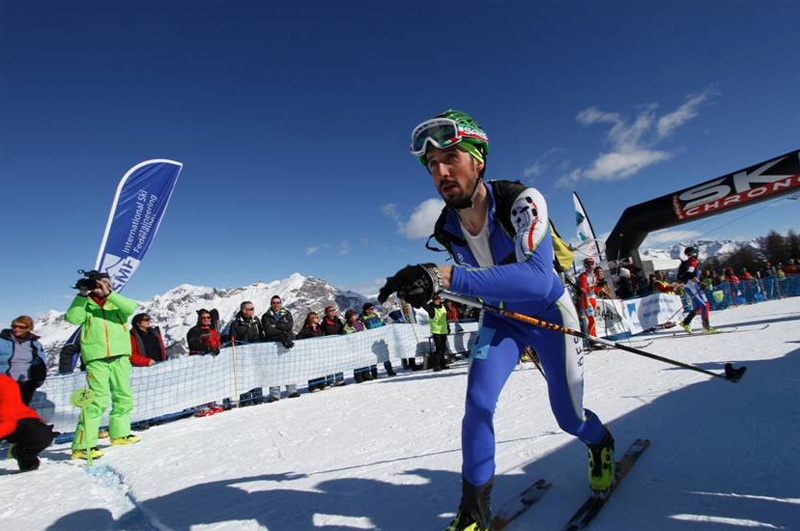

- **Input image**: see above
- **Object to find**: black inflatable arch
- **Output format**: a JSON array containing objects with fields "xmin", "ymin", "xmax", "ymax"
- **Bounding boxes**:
[{"xmin": 605, "ymin": 149, "xmax": 800, "ymax": 265}]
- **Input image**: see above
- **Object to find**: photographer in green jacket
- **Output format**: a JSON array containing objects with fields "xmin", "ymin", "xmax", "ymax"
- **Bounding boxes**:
[{"xmin": 65, "ymin": 270, "xmax": 140, "ymax": 460}]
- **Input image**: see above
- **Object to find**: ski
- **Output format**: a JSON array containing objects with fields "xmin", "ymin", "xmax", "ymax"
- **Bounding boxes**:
[
  {"xmin": 563, "ymin": 438, "xmax": 650, "ymax": 531},
  {"xmin": 655, "ymin": 323, "xmax": 769, "ymax": 340},
  {"xmin": 584, "ymin": 341, "xmax": 653, "ymax": 353},
  {"xmin": 491, "ymin": 478, "xmax": 551, "ymax": 530}
]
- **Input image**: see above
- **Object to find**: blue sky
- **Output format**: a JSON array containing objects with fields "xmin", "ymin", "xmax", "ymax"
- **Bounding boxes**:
[{"xmin": 1, "ymin": 0, "xmax": 798, "ymax": 326}]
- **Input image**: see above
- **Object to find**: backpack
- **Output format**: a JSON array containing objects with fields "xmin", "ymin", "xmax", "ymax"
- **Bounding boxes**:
[{"xmin": 427, "ymin": 180, "xmax": 574, "ymax": 273}]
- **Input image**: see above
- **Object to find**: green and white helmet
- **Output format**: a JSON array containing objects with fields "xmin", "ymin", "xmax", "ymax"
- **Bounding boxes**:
[{"xmin": 410, "ymin": 109, "xmax": 490, "ymax": 166}]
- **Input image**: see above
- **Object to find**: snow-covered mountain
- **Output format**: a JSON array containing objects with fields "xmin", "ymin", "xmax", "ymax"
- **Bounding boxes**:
[
  {"xmin": 34, "ymin": 273, "xmax": 378, "ymax": 367},
  {"xmin": 639, "ymin": 238, "xmax": 761, "ymax": 262}
]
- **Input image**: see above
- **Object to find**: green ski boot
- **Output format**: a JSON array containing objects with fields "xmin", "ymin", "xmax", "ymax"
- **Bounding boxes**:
[{"xmin": 588, "ymin": 429, "xmax": 615, "ymax": 494}]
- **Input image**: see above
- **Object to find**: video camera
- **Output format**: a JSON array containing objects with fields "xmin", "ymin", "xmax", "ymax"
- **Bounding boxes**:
[{"xmin": 73, "ymin": 269, "xmax": 111, "ymax": 292}]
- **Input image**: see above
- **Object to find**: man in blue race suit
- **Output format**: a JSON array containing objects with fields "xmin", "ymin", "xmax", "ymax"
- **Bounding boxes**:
[{"xmin": 378, "ymin": 110, "xmax": 615, "ymax": 531}]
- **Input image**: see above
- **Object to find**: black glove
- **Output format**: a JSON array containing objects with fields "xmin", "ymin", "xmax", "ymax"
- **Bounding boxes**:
[{"xmin": 378, "ymin": 263, "xmax": 444, "ymax": 308}]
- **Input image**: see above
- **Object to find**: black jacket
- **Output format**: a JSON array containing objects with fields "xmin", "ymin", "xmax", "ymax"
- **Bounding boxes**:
[
  {"xmin": 321, "ymin": 316, "xmax": 344, "ymax": 335},
  {"xmin": 261, "ymin": 309, "xmax": 293, "ymax": 333},
  {"xmin": 229, "ymin": 312, "xmax": 265, "ymax": 344}
]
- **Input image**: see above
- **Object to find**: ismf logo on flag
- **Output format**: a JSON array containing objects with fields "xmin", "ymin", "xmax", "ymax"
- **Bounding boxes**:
[
  {"xmin": 95, "ymin": 159, "xmax": 182, "ymax": 292},
  {"xmin": 99, "ymin": 254, "xmax": 142, "ymax": 292}
]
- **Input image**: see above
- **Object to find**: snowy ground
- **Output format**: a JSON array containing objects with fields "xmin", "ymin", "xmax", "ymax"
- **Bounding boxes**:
[{"xmin": 2, "ymin": 298, "xmax": 798, "ymax": 531}]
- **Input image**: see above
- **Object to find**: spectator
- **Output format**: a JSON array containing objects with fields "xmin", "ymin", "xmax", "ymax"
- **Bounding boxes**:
[
  {"xmin": 677, "ymin": 247, "xmax": 718, "ymax": 334},
  {"xmin": 740, "ymin": 267, "xmax": 756, "ymax": 303},
  {"xmin": 445, "ymin": 300, "xmax": 461, "ymax": 321},
  {"xmin": 784, "ymin": 259, "xmax": 797, "ymax": 275},
  {"xmin": 424, "ymin": 294, "xmax": 450, "ymax": 371},
  {"xmin": 577, "ymin": 258, "xmax": 598, "ymax": 337},
  {"xmin": 651, "ymin": 271, "xmax": 675, "ymax": 294},
  {"xmin": 321, "ymin": 305, "xmax": 345, "ymax": 335},
  {"xmin": 296, "ymin": 312, "xmax": 330, "ymax": 392},
  {"xmin": 344, "ymin": 309, "xmax": 372, "ymax": 383},
  {"xmin": 229, "ymin": 301, "xmax": 265, "ymax": 345},
  {"xmin": 634, "ymin": 269, "xmax": 649, "ymax": 296},
  {"xmin": 261, "ymin": 296, "xmax": 300, "ymax": 401},
  {"xmin": 130, "ymin": 313, "xmax": 166, "ymax": 367},
  {"xmin": 261, "ymin": 296, "xmax": 295, "ymax": 349},
  {"xmin": 593, "ymin": 266, "xmax": 614, "ymax": 299},
  {"xmin": 187, "ymin": 309, "xmax": 221, "ymax": 355},
  {"xmin": 229, "ymin": 301, "xmax": 266, "ymax": 405},
  {"xmin": 65, "ymin": 271, "xmax": 140, "ymax": 459},
  {"xmin": 616, "ymin": 267, "xmax": 635, "ymax": 299},
  {"xmin": 724, "ymin": 268, "xmax": 740, "ymax": 305},
  {"xmin": 344, "ymin": 309, "xmax": 366, "ymax": 334},
  {"xmin": 320, "ymin": 306, "xmax": 347, "ymax": 386},
  {"xmin": 0, "ymin": 374, "xmax": 56, "ymax": 472},
  {"xmin": 701, "ymin": 270, "xmax": 715, "ymax": 290},
  {"xmin": 361, "ymin": 303, "xmax": 397, "ymax": 377},
  {"xmin": 0, "ymin": 316, "xmax": 47, "ymax": 405}
]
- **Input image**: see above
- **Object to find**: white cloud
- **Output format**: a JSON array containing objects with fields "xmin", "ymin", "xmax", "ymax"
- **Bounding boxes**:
[
  {"xmin": 657, "ymin": 91, "xmax": 711, "ymax": 138},
  {"xmin": 576, "ymin": 107, "xmax": 621, "ymax": 125},
  {"xmin": 340, "ymin": 240, "xmax": 350, "ymax": 255},
  {"xmin": 570, "ymin": 89, "xmax": 713, "ymax": 182},
  {"xmin": 398, "ymin": 198, "xmax": 445, "ymax": 239},
  {"xmin": 305, "ymin": 246, "xmax": 319, "ymax": 256},
  {"xmin": 585, "ymin": 149, "xmax": 671, "ymax": 180}
]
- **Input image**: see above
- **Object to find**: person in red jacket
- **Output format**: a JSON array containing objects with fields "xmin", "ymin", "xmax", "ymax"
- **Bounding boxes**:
[
  {"xmin": 129, "ymin": 313, "xmax": 166, "ymax": 367},
  {"xmin": 186, "ymin": 309, "xmax": 221, "ymax": 355},
  {"xmin": 0, "ymin": 374, "xmax": 55, "ymax": 471},
  {"xmin": 577, "ymin": 257, "xmax": 598, "ymax": 337}
]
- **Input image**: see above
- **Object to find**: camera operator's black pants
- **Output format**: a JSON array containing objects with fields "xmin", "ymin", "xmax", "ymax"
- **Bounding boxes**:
[{"xmin": 5, "ymin": 418, "xmax": 55, "ymax": 471}]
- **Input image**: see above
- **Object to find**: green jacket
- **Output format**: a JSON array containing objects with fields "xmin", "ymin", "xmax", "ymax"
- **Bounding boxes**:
[
  {"xmin": 65, "ymin": 292, "xmax": 137, "ymax": 362},
  {"xmin": 427, "ymin": 305, "xmax": 449, "ymax": 335}
]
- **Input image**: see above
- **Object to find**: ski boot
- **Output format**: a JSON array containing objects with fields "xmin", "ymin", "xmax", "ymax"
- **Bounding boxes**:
[
  {"xmin": 71, "ymin": 447, "xmax": 104, "ymax": 460},
  {"xmin": 588, "ymin": 428, "xmax": 615, "ymax": 495},
  {"xmin": 111, "ymin": 434, "xmax": 141, "ymax": 446},
  {"xmin": 445, "ymin": 477, "xmax": 493, "ymax": 531},
  {"xmin": 680, "ymin": 323, "xmax": 693, "ymax": 334}
]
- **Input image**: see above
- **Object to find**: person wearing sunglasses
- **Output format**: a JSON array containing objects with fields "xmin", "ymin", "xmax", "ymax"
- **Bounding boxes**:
[
  {"xmin": 261, "ymin": 296, "xmax": 300, "ymax": 401},
  {"xmin": 0, "ymin": 316, "xmax": 47, "ymax": 405},
  {"xmin": 378, "ymin": 109, "xmax": 615, "ymax": 531},
  {"xmin": 129, "ymin": 313, "xmax": 166, "ymax": 367},
  {"xmin": 65, "ymin": 273, "xmax": 141, "ymax": 459},
  {"xmin": 187, "ymin": 309, "xmax": 221, "ymax": 356}
]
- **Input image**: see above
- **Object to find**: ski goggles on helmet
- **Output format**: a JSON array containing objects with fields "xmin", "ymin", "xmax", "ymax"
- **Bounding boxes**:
[{"xmin": 410, "ymin": 117, "xmax": 489, "ymax": 158}]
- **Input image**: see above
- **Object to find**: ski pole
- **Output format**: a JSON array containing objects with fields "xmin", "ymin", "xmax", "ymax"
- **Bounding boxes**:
[{"xmin": 441, "ymin": 291, "xmax": 747, "ymax": 383}]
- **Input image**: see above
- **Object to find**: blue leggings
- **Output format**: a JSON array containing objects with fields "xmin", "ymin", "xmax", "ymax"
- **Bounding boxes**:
[{"xmin": 461, "ymin": 292, "xmax": 607, "ymax": 486}]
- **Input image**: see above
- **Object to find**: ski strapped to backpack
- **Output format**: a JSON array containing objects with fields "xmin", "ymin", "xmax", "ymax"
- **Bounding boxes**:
[{"xmin": 426, "ymin": 179, "xmax": 575, "ymax": 273}]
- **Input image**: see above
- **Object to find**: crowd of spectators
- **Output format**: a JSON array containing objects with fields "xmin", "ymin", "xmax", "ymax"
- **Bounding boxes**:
[{"xmin": 11, "ymin": 258, "xmax": 793, "ymax": 467}]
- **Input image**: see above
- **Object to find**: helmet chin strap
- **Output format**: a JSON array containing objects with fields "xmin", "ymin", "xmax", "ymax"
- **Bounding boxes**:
[{"xmin": 449, "ymin": 176, "xmax": 482, "ymax": 210}]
